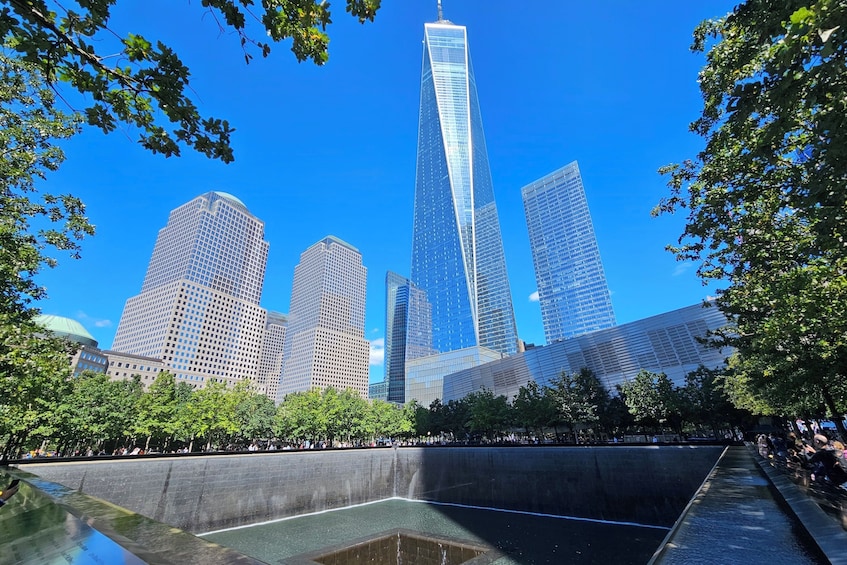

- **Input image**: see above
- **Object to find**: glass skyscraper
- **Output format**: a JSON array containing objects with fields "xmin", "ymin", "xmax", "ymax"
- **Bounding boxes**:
[
  {"xmin": 410, "ymin": 14, "xmax": 518, "ymax": 357},
  {"xmin": 112, "ymin": 191, "xmax": 270, "ymax": 388},
  {"xmin": 277, "ymin": 236, "xmax": 370, "ymax": 401},
  {"xmin": 522, "ymin": 161, "xmax": 616, "ymax": 342},
  {"xmin": 384, "ymin": 272, "xmax": 433, "ymax": 404}
]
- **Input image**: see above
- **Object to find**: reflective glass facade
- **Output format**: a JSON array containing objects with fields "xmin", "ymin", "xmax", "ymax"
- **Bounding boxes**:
[
  {"xmin": 522, "ymin": 162, "xmax": 616, "ymax": 342},
  {"xmin": 442, "ymin": 302, "xmax": 729, "ymax": 401},
  {"xmin": 406, "ymin": 346, "xmax": 503, "ymax": 408},
  {"xmin": 384, "ymin": 272, "xmax": 434, "ymax": 404},
  {"xmin": 411, "ymin": 20, "xmax": 518, "ymax": 357}
]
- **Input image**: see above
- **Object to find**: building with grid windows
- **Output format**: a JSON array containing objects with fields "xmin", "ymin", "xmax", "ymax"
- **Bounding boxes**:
[
  {"xmin": 522, "ymin": 162, "xmax": 616, "ymax": 342},
  {"xmin": 112, "ymin": 191, "xmax": 269, "ymax": 389},
  {"xmin": 384, "ymin": 272, "xmax": 434, "ymax": 404},
  {"xmin": 441, "ymin": 302, "xmax": 729, "ymax": 402},
  {"xmin": 256, "ymin": 311, "xmax": 287, "ymax": 399},
  {"xmin": 35, "ymin": 314, "xmax": 171, "ymax": 387},
  {"xmin": 103, "ymin": 350, "xmax": 166, "ymax": 388},
  {"xmin": 368, "ymin": 379, "xmax": 388, "ymax": 402},
  {"xmin": 276, "ymin": 236, "xmax": 369, "ymax": 401},
  {"xmin": 35, "ymin": 314, "xmax": 109, "ymax": 376},
  {"xmin": 410, "ymin": 11, "xmax": 519, "ymax": 360}
]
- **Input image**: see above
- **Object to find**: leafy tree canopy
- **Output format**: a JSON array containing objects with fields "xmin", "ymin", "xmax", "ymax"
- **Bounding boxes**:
[
  {"xmin": 619, "ymin": 370, "xmax": 677, "ymax": 428},
  {"xmin": 0, "ymin": 52, "xmax": 90, "ymax": 319},
  {"xmin": 0, "ymin": 0, "xmax": 381, "ymax": 162},
  {"xmin": 550, "ymin": 369, "xmax": 603, "ymax": 430},
  {"xmin": 654, "ymin": 0, "xmax": 847, "ymax": 430},
  {"xmin": 0, "ymin": 52, "xmax": 92, "ymax": 459}
]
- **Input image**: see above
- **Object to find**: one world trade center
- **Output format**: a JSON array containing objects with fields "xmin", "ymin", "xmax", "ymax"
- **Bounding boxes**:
[{"xmin": 410, "ymin": 6, "xmax": 519, "ymax": 357}]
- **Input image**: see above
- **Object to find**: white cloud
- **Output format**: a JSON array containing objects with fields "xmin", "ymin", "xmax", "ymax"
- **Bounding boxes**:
[
  {"xmin": 76, "ymin": 310, "xmax": 112, "ymax": 328},
  {"xmin": 672, "ymin": 262, "xmax": 694, "ymax": 277},
  {"xmin": 369, "ymin": 338, "xmax": 384, "ymax": 366},
  {"xmin": 528, "ymin": 291, "xmax": 539, "ymax": 302}
]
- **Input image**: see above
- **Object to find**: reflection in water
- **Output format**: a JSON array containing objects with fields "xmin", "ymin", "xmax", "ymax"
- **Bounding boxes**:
[{"xmin": 0, "ymin": 472, "xmax": 145, "ymax": 565}]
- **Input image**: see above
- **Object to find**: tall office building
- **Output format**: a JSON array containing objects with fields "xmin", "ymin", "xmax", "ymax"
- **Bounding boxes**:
[
  {"xmin": 277, "ymin": 236, "xmax": 369, "ymax": 400},
  {"xmin": 112, "ymin": 192, "xmax": 270, "ymax": 388},
  {"xmin": 410, "ymin": 10, "xmax": 518, "ymax": 357},
  {"xmin": 522, "ymin": 161, "xmax": 616, "ymax": 342},
  {"xmin": 384, "ymin": 272, "xmax": 433, "ymax": 404},
  {"xmin": 256, "ymin": 311, "xmax": 288, "ymax": 399}
]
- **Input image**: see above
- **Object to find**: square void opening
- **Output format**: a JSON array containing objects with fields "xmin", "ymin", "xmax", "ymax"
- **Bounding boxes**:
[{"xmin": 301, "ymin": 528, "xmax": 499, "ymax": 565}]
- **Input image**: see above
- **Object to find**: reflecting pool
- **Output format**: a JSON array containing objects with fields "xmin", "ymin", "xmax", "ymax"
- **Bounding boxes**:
[{"xmin": 201, "ymin": 499, "xmax": 668, "ymax": 564}]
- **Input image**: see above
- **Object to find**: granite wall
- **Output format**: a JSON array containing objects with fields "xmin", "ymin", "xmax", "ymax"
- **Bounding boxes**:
[{"xmin": 22, "ymin": 445, "xmax": 724, "ymax": 534}]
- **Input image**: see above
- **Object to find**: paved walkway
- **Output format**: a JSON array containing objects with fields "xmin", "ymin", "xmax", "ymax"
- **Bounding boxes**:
[{"xmin": 652, "ymin": 446, "xmax": 840, "ymax": 565}]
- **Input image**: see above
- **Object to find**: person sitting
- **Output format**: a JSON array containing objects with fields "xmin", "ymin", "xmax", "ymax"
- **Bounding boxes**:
[
  {"xmin": 807, "ymin": 434, "xmax": 847, "ymax": 485},
  {"xmin": 769, "ymin": 433, "xmax": 789, "ymax": 461}
]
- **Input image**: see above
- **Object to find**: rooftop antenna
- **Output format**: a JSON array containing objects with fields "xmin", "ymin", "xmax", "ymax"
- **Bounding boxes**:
[{"xmin": 437, "ymin": 0, "xmax": 444, "ymax": 22}]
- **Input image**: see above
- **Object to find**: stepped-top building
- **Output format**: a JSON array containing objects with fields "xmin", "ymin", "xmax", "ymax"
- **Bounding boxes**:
[
  {"xmin": 112, "ymin": 191, "xmax": 269, "ymax": 388},
  {"xmin": 277, "ymin": 236, "xmax": 369, "ymax": 400}
]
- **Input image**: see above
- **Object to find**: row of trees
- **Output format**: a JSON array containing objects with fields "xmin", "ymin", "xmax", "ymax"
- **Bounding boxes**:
[
  {"xmin": 415, "ymin": 368, "xmax": 749, "ymax": 443},
  {"xmin": 1, "ymin": 365, "xmax": 748, "ymax": 458},
  {"xmin": 1, "ymin": 370, "xmax": 416, "ymax": 458},
  {"xmin": 2, "ymin": 371, "xmax": 408, "ymax": 457}
]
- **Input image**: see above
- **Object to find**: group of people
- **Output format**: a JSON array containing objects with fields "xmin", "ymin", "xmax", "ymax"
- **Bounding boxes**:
[{"xmin": 757, "ymin": 430, "xmax": 847, "ymax": 487}]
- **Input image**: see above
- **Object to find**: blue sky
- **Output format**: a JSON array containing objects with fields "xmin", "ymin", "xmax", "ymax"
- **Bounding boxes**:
[{"xmin": 34, "ymin": 1, "xmax": 736, "ymax": 383}]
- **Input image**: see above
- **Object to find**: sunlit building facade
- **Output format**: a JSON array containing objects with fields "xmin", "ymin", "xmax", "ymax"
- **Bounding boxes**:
[
  {"xmin": 256, "ymin": 311, "xmax": 288, "ymax": 399},
  {"xmin": 406, "ymin": 346, "xmax": 503, "ymax": 409},
  {"xmin": 522, "ymin": 161, "xmax": 616, "ymax": 342},
  {"xmin": 442, "ymin": 302, "xmax": 729, "ymax": 401},
  {"xmin": 112, "ymin": 192, "xmax": 269, "ymax": 388},
  {"xmin": 103, "ymin": 350, "xmax": 166, "ymax": 388},
  {"xmin": 277, "ymin": 236, "xmax": 369, "ymax": 401},
  {"xmin": 410, "ymin": 15, "xmax": 519, "ymax": 358}
]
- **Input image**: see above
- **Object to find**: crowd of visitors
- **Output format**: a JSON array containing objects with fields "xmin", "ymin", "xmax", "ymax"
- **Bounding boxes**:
[{"xmin": 757, "ymin": 429, "xmax": 847, "ymax": 487}]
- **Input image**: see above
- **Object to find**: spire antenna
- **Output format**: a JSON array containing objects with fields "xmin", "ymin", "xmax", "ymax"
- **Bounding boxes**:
[{"xmin": 437, "ymin": 0, "xmax": 444, "ymax": 22}]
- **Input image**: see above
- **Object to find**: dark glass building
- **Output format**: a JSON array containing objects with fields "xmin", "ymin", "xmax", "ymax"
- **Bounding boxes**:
[{"xmin": 384, "ymin": 272, "xmax": 433, "ymax": 404}]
